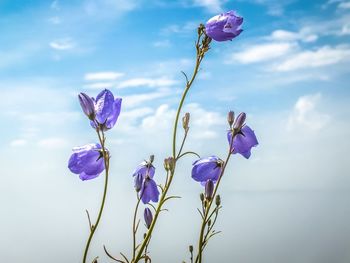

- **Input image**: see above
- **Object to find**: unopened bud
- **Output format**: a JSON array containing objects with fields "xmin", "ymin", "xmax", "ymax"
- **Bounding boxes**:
[
  {"xmin": 92, "ymin": 258, "xmax": 98, "ymax": 263},
  {"xmin": 233, "ymin": 112, "xmax": 246, "ymax": 130},
  {"xmin": 208, "ymin": 219, "xmax": 212, "ymax": 226},
  {"xmin": 182, "ymin": 112, "xmax": 190, "ymax": 131},
  {"xmin": 149, "ymin": 155, "xmax": 154, "ymax": 163},
  {"xmin": 205, "ymin": 179, "xmax": 214, "ymax": 201},
  {"xmin": 227, "ymin": 111, "xmax": 235, "ymax": 127},
  {"xmin": 164, "ymin": 157, "xmax": 175, "ymax": 172},
  {"xmin": 78, "ymin": 93, "xmax": 95, "ymax": 120},
  {"xmin": 200, "ymin": 193, "xmax": 205, "ymax": 201},
  {"xmin": 215, "ymin": 195, "xmax": 221, "ymax": 206},
  {"xmin": 189, "ymin": 245, "xmax": 193, "ymax": 253},
  {"xmin": 144, "ymin": 208, "xmax": 153, "ymax": 229}
]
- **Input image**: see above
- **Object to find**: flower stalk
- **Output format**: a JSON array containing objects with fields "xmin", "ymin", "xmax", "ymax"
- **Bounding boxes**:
[
  {"xmin": 83, "ymin": 128, "xmax": 110, "ymax": 263},
  {"xmin": 132, "ymin": 24, "xmax": 211, "ymax": 263}
]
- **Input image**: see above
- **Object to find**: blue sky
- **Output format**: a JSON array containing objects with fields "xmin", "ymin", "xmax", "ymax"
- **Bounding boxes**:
[{"xmin": 1, "ymin": 0, "xmax": 350, "ymax": 262}]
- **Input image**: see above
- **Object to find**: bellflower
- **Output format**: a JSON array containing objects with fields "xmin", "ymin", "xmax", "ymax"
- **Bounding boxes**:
[
  {"xmin": 192, "ymin": 156, "xmax": 224, "ymax": 184},
  {"xmin": 132, "ymin": 161, "xmax": 155, "ymax": 179},
  {"xmin": 132, "ymin": 160, "xmax": 159, "ymax": 204},
  {"xmin": 89, "ymin": 89, "xmax": 122, "ymax": 131},
  {"xmin": 140, "ymin": 178, "xmax": 160, "ymax": 204},
  {"xmin": 228, "ymin": 125, "xmax": 258, "ymax": 159},
  {"xmin": 205, "ymin": 11, "xmax": 243, "ymax": 41},
  {"xmin": 68, "ymin": 143, "xmax": 105, "ymax": 181}
]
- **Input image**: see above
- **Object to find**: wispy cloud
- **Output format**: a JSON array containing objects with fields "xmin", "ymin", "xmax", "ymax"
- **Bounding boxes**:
[
  {"xmin": 123, "ymin": 88, "xmax": 174, "ymax": 108},
  {"xmin": 274, "ymin": 45, "xmax": 350, "ymax": 72},
  {"xmin": 37, "ymin": 137, "xmax": 69, "ymax": 149},
  {"xmin": 192, "ymin": 0, "xmax": 227, "ymax": 13},
  {"xmin": 153, "ymin": 40, "xmax": 171, "ymax": 48},
  {"xmin": 118, "ymin": 77, "xmax": 178, "ymax": 89},
  {"xmin": 49, "ymin": 38, "xmax": 76, "ymax": 50},
  {"xmin": 230, "ymin": 42, "xmax": 297, "ymax": 64},
  {"xmin": 84, "ymin": 71, "xmax": 124, "ymax": 81},
  {"xmin": 10, "ymin": 139, "xmax": 28, "ymax": 147}
]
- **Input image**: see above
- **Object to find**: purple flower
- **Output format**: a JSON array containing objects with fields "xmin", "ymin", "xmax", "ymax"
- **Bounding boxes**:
[
  {"xmin": 132, "ymin": 161, "xmax": 155, "ymax": 179},
  {"xmin": 144, "ymin": 208, "xmax": 153, "ymax": 229},
  {"xmin": 89, "ymin": 89, "xmax": 122, "ymax": 131},
  {"xmin": 134, "ymin": 173, "xmax": 143, "ymax": 192},
  {"xmin": 68, "ymin": 143, "xmax": 105, "ymax": 181},
  {"xmin": 205, "ymin": 11, "xmax": 243, "ymax": 42},
  {"xmin": 228, "ymin": 125, "xmax": 258, "ymax": 159},
  {"xmin": 132, "ymin": 160, "xmax": 159, "ymax": 204},
  {"xmin": 192, "ymin": 156, "xmax": 224, "ymax": 184},
  {"xmin": 140, "ymin": 178, "xmax": 160, "ymax": 204},
  {"xmin": 205, "ymin": 179, "xmax": 215, "ymax": 200},
  {"xmin": 79, "ymin": 93, "xmax": 95, "ymax": 120}
]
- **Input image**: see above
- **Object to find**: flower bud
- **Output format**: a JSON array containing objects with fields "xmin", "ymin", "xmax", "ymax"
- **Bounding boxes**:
[
  {"xmin": 189, "ymin": 245, "xmax": 193, "ymax": 253},
  {"xmin": 144, "ymin": 208, "xmax": 153, "ymax": 229},
  {"xmin": 182, "ymin": 112, "xmax": 190, "ymax": 131},
  {"xmin": 164, "ymin": 157, "xmax": 175, "ymax": 172},
  {"xmin": 233, "ymin": 112, "xmax": 246, "ymax": 130},
  {"xmin": 227, "ymin": 111, "xmax": 235, "ymax": 127},
  {"xmin": 149, "ymin": 155, "xmax": 154, "ymax": 163},
  {"xmin": 200, "ymin": 193, "xmax": 205, "ymax": 201},
  {"xmin": 134, "ymin": 173, "xmax": 143, "ymax": 192},
  {"xmin": 215, "ymin": 194, "xmax": 221, "ymax": 206},
  {"xmin": 205, "ymin": 179, "xmax": 214, "ymax": 201},
  {"xmin": 92, "ymin": 258, "xmax": 98, "ymax": 263},
  {"xmin": 78, "ymin": 93, "xmax": 95, "ymax": 120}
]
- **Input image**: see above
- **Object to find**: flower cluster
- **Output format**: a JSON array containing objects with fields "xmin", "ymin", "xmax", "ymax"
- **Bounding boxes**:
[{"xmin": 67, "ymin": 10, "xmax": 260, "ymax": 263}]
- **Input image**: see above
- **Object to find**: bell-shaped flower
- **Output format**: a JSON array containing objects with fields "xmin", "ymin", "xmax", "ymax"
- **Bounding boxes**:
[
  {"xmin": 68, "ymin": 143, "xmax": 105, "ymax": 181},
  {"xmin": 90, "ymin": 89, "xmax": 122, "ymax": 131},
  {"xmin": 140, "ymin": 177, "xmax": 160, "ymax": 204},
  {"xmin": 132, "ymin": 161, "xmax": 155, "ymax": 179},
  {"xmin": 227, "ymin": 125, "xmax": 258, "ymax": 159},
  {"xmin": 205, "ymin": 11, "xmax": 243, "ymax": 41},
  {"xmin": 192, "ymin": 156, "xmax": 224, "ymax": 184}
]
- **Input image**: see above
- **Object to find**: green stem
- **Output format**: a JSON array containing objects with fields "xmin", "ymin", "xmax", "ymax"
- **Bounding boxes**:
[
  {"xmin": 132, "ymin": 197, "xmax": 141, "ymax": 260},
  {"xmin": 83, "ymin": 129, "xmax": 110, "ymax": 263},
  {"xmin": 195, "ymin": 133, "xmax": 235, "ymax": 263},
  {"xmin": 133, "ymin": 37, "xmax": 205, "ymax": 263}
]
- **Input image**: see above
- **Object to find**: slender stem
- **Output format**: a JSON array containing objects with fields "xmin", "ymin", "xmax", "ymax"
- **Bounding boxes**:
[
  {"xmin": 133, "ymin": 34, "xmax": 206, "ymax": 263},
  {"xmin": 83, "ymin": 129, "xmax": 110, "ymax": 263},
  {"xmin": 195, "ymin": 132, "xmax": 235, "ymax": 263},
  {"xmin": 132, "ymin": 196, "xmax": 141, "ymax": 260},
  {"xmin": 176, "ymin": 130, "xmax": 188, "ymax": 159}
]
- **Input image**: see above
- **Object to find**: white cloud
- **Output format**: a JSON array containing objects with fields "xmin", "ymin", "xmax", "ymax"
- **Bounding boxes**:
[
  {"xmin": 84, "ymin": 82, "xmax": 116, "ymax": 89},
  {"xmin": 275, "ymin": 45, "xmax": 350, "ymax": 71},
  {"xmin": 123, "ymin": 88, "xmax": 174, "ymax": 108},
  {"xmin": 117, "ymin": 77, "xmax": 177, "ymax": 89},
  {"xmin": 287, "ymin": 93, "xmax": 330, "ymax": 131},
  {"xmin": 192, "ymin": 0, "xmax": 226, "ymax": 13},
  {"xmin": 338, "ymin": 1, "xmax": 350, "ymax": 9},
  {"xmin": 153, "ymin": 40, "xmax": 171, "ymax": 48},
  {"xmin": 48, "ymin": 16, "xmax": 62, "ymax": 25},
  {"xmin": 10, "ymin": 139, "xmax": 27, "ymax": 147},
  {"xmin": 84, "ymin": 71, "xmax": 124, "ymax": 81},
  {"xmin": 161, "ymin": 21, "xmax": 199, "ymax": 35},
  {"xmin": 49, "ymin": 38, "xmax": 75, "ymax": 50},
  {"xmin": 269, "ymin": 28, "xmax": 318, "ymax": 43},
  {"xmin": 84, "ymin": 0, "xmax": 138, "ymax": 17},
  {"xmin": 37, "ymin": 137, "xmax": 68, "ymax": 149},
  {"xmin": 231, "ymin": 42, "xmax": 297, "ymax": 64}
]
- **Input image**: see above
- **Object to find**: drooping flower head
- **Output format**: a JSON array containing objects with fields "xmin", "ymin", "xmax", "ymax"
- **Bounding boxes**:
[
  {"xmin": 132, "ymin": 157, "xmax": 159, "ymax": 204},
  {"xmin": 228, "ymin": 125, "xmax": 258, "ymax": 159},
  {"xmin": 78, "ymin": 89, "xmax": 122, "ymax": 131},
  {"xmin": 68, "ymin": 143, "xmax": 105, "ymax": 181},
  {"xmin": 205, "ymin": 10, "xmax": 243, "ymax": 42},
  {"xmin": 192, "ymin": 156, "xmax": 224, "ymax": 184}
]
